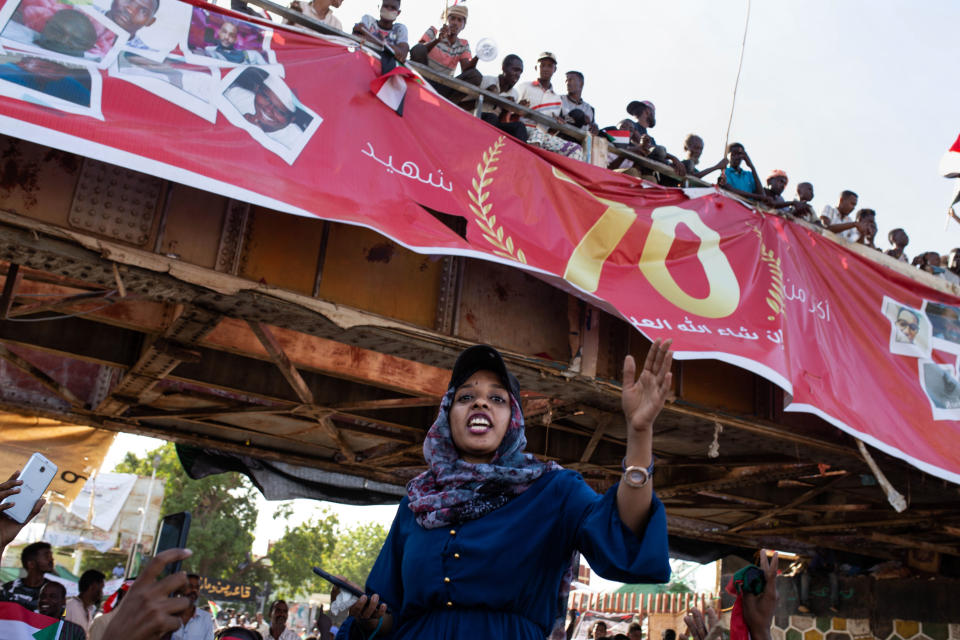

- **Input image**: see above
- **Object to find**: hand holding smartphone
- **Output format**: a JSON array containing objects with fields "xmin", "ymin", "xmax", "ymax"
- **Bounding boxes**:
[
  {"xmin": 312, "ymin": 567, "xmax": 364, "ymax": 597},
  {"xmin": 153, "ymin": 512, "xmax": 191, "ymax": 576},
  {"xmin": 0, "ymin": 453, "xmax": 56, "ymax": 524}
]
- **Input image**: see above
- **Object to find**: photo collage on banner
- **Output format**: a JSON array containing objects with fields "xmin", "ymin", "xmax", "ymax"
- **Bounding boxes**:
[
  {"xmin": 881, "ymin": 296, "xmax": 960, "ymax": 419},
  {"xmin": 0, "ymin": 0, "xmax": 321, "ymax": 162}
]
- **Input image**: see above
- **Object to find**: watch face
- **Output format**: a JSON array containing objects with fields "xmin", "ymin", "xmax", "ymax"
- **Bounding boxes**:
[{"xmin": 625, "ymin": 467, "xmax": 649, "ymax": 487}]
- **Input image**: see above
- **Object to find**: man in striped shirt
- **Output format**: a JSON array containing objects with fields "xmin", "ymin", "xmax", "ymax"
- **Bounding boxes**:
[
  {"xmin": 410, "ymin": 5, "xmax": 481, "ymax": 103},
  {"xmin": 412, "ymin": 5, "xmax": 477, "ymax": 78}
]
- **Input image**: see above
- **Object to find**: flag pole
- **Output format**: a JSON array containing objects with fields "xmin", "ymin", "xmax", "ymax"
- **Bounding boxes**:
[{"xmin": 948, "ymin": 182, "xmax": 960, "ymax": 230}]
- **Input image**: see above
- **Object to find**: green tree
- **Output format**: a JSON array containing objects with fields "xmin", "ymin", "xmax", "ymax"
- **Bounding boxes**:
[
  {"xmin": 115, "ymin": 443, "xmax": 261, "ymax": 581},
  {"xmin": 324, "ymin": 522, "xmax": 388, "ymax": 588},
  {"xmin": 267, "ymin": 512, "xmax": 339, "ymax": 599}
]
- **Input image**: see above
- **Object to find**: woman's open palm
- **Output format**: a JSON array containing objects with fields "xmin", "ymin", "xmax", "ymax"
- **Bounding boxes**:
[{"xmin": 621, "ymin": 339, "xmax": 673, "ymax": 432}]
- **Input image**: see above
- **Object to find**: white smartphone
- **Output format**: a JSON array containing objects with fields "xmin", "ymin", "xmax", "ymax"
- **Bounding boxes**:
[{"xmin": 0, "ymin": 452, "xmax": 57, "ymax": 524}]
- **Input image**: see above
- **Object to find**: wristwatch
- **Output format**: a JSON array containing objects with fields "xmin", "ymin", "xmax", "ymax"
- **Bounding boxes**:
[{"xmin": 621, "ymin": 457, "xmax": 655, "ymax": 489}]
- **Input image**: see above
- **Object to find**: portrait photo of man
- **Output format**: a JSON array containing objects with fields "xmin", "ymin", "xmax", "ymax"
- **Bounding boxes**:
[
  {"xmin": 894, "ymin": 307, "xmax": 920, "ymax": 344},
  {"xmin": 184, "ymin": 8, "xmax": 274, "ymax": 67},
  {"xmin": 93, "ymin": 0, "xmax": 191, "ymax": 63},
  {"xmin": 0, "ymin": 0, "xmax": 126, "ymax": 68},
  {"xmin": 923, "ymin": 301, "xmax": 960, "ymax": 354},
  {"xmin": 219, "ymin": 66, "xmax": 321, "ymax": 164},
  {"xmin": 882, "ymin": 297, "xmax": 931, "ymax": 359}
]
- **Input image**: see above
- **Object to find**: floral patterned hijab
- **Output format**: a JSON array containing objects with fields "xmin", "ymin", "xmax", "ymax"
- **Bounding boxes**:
[{"xmin": 406, "ymin": 383, "xmax": 559, "ymax": 529}]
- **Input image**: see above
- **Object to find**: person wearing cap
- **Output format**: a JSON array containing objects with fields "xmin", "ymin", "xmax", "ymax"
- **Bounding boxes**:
[
  {"xmin": 203, "ymin": 20, "xmax": 267, "ymax": 65},
  {"xmin": 516, "ymin": 52, "xmax": 562, "ymax": 129},
  {"xmin": 764, "ymin": 170, "xmax": 788, "ymax": 205},
  {"xmin": 341, "ymin": 341, "xmax": 673, "ymax": 640},
  {"xmin": 516, "ymin": 52, "xmax": 584, "ymax": 160},
  {"xmin": 411, "ymin": 5, "xmax": 478, "ymax": 79},
  {"xmin": 615, "ymin": 101, "xmax": 685, "ymax": 181},
  {"xmin": 224, "ymin": 67, "xmax": 313, "ymax": 150}
]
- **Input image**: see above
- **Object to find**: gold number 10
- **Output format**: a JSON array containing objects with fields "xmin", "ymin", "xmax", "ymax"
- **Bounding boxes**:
[{"xmin": 556, "ymin": 168, "xmax": 741, "ymax": 319}]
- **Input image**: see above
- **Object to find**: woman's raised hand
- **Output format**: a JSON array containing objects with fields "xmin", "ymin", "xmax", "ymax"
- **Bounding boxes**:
[{"xmin": 621, "ymin": 339, "xmax": 673, "ymax": 432}]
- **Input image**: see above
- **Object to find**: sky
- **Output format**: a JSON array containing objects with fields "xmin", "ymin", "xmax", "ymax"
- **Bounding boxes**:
[{"xmin": 307, "ymin": 0, "xmax": 960, "ymax": 257}]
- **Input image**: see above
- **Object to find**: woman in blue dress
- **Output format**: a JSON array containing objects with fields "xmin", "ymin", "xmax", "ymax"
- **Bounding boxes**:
[{"xmin": 339, "ymin": 340, "xmax": 674, "ymax": 639}]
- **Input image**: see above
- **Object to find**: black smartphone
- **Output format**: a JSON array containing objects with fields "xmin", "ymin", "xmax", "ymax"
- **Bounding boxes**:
[
  {"xmin": 153, "ymin": 511, "xmax": 191, "ymax": 575},
  {"xmin": 312, "ymin": 567, "xmax": 364, "ymax": 597}
]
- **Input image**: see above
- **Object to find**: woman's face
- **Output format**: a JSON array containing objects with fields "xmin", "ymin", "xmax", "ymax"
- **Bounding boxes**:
[{"xmin": 449, "ymin": 370, "xmax": 512, "ymax": 463}]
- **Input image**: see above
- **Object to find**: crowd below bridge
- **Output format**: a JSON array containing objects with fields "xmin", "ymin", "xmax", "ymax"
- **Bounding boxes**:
[
  {"xmin": 0, "ymin": 466, "xmax": 780, "ymax": 640},
  {"xmin": 267, "ymin": 0, "xmax": 960, "ymax": 285}
]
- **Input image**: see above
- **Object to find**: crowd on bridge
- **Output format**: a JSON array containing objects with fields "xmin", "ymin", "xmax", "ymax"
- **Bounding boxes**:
[{"xmin": 273, "ymin": 0, "xmax": 960, "ymax": 285}]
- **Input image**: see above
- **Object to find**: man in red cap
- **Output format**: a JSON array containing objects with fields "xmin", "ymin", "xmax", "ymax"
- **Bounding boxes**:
[{"xmin": 764, "ymin": 169, "xmax": 788, "ymax": 204}]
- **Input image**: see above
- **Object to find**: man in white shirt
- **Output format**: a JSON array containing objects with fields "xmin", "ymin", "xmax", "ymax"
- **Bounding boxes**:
[
  {"xmin": 516, "ymin": 51, "xmax": 562, "ymax": 132},
  {"xmin": 820, "ymin": 190, "xmax": 864, "ymax": 242},
  {"xmin": 264, "ymin": 600, "xmax": 300, "ymax": 640},
  {"xmin": 287, "ymin": 0, "xmax": 343, "ymax": 32},
  {"xmin": 65, "ymin": 569, "xmax": 105, "ymax": 635},
  {"xmin": 516, "ymin": 52, "xmax": 582, "ymax": 159},
  {"xmin": 171, "ymin": 574, "xmax": 215, "ymax": 640},
  {"xmin": 560, "ymin": 70, "xmax": 595, "ymax": 131},
  {"xmin": 253, "ymin": 611, "xmax": 270, "ymax": 637}
]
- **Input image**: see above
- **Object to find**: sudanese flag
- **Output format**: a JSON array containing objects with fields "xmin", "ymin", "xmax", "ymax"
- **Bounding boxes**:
[
  {"xmin": 940, "ymin": 132, "xmax": 960, "ymax": 178},
  {"xmin": 0, "ymin": 602, "xmax": 63, "ymax": 640}
]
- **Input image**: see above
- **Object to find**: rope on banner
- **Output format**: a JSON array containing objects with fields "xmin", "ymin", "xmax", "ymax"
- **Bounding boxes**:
[{"xmin": 722, "ymin": 0, "xmax": 752, "ymax": 154}]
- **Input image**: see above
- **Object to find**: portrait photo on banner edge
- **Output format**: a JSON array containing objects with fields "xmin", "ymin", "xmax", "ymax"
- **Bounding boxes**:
[
  {"xmin": 0, "ymin": 0, "xmax": 128, "ymax": 69},
  {"xmin": 92, "ymin": 0, "xmax": 193, "ymax": 63},
  {"xmin": 881, "ymin": 296, "xmax": 932, "ymax": 360},
  {"xmin": 921, "ymin": 300, "xmax": 960, "ymax": 354},
  {"xmin": 0, "ymin": 49, "xmax": 103, "ymax": 118},
  {"xmin": 218, "ymin": 65, "xmax": 321, "ymax": 165},
  {"xmin": 109, "ymin": 50, "xmax": 219, "ymax": 123},
  {"xmin": 918, "ymin": 359, "xmax": 960, "ymax": 418},
  {"xmin": 182, "ymin": 7, "xmax": 277, "ymax": 68}
]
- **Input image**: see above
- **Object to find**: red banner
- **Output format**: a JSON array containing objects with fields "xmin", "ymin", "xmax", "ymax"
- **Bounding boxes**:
[{"xmin": 0, "ymin": 0, "xmax": 959, "ymax": 483}]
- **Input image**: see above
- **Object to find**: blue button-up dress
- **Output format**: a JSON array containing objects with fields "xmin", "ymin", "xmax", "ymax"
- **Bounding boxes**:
[{"xmin": 355, "ymin": 468, "xmax": 670, "ymax": 639}]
